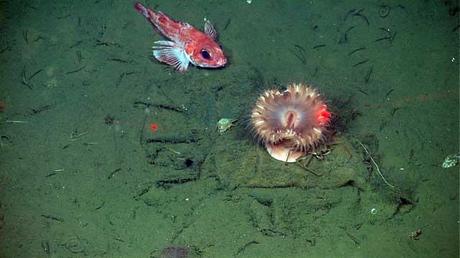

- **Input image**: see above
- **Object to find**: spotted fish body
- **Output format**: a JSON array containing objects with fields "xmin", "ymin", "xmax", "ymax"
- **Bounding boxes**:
[{"xmin": 134, "ymin": 2, "xmax": 227, "ymax": 72}]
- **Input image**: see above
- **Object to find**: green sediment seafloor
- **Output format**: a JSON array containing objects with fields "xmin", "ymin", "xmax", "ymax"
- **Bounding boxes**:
[{"xmin": 0, "ymin": 1, "xmax": 458, "ymax": 257}]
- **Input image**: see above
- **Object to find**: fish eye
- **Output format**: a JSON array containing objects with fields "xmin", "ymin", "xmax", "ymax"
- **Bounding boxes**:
[{"xmin": 200, "ymin": 49, "xmax": 211, "ymax": 60}]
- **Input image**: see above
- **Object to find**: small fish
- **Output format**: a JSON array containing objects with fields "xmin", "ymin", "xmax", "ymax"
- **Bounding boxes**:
[{"xmin": 134, "ymin": 2, "xmax": 227, "ymax": 72}]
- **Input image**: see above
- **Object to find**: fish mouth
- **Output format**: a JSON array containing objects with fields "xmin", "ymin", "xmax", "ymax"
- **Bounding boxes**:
[
  {"xmin": 196, "ymin": 57, "xmax": 227, "ymax": 69},
  {"xmin": 216, "ymin": 57, "xmax": 227, "ymax": 67}
]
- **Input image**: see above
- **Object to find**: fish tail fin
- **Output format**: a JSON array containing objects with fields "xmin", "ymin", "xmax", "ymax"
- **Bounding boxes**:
[{"xmin": 134, "ymin": 2, "xmax": 153, "ymax": 19}]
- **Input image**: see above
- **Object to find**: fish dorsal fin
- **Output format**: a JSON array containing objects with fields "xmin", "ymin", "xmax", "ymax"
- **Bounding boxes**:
[{"xmin": 204, "ymin": 18, "xmax": 217, "ymax": 39}]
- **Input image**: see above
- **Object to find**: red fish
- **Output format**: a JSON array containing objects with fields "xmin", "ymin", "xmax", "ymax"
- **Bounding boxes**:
[{"xmin": 134, "ymin": 2, "xmax": 227, "ymax": 72}]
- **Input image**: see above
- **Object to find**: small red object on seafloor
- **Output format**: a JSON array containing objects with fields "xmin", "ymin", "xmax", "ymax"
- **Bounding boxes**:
[{"xmin": 149, "ymin": 123, "xmax": 159, "ymax": 133}]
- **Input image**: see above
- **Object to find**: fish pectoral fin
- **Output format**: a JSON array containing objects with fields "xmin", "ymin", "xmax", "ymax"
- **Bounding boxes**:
[
  {"xmin": 152, "ymin": 41, "xmax": 190, "ymax": 72},
  {"xmin": 204, "ymin": 19, "xmax": 217, "ymax": 39}
]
